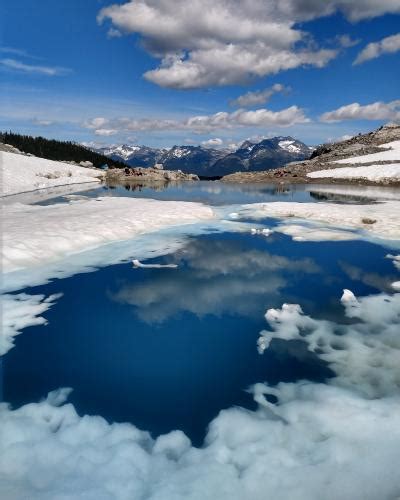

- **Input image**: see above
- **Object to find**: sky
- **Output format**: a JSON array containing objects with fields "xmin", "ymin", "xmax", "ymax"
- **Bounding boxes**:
[{"xmin": 1, "ymin": 0, "xmax": 399, "ymax": 149}]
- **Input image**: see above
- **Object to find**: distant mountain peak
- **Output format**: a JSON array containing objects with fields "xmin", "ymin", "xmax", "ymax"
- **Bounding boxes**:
[{"xmin": 87, "ymin": 135, "xmax": 311, "ymax": 176}]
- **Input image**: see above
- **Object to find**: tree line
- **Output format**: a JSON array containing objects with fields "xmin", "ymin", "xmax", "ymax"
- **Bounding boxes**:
[{"xmin": 0, "ymin": 131, "xmax": 126, "ymax": 169}]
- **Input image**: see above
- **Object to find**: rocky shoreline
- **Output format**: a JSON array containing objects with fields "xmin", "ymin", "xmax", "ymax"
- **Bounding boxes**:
[{"xmin": 106, "ymin": 165, "xmax": 199, "ymax": 182}]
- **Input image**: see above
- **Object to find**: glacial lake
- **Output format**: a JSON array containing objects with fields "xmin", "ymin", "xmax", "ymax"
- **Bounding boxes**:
[{"xmin": 2, "ymin": 181, "xmax": 399, "ymax": 447}]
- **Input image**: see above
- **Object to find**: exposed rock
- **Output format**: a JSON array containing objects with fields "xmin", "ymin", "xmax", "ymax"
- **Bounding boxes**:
[
  {"xmin": 106, "ymin": 166, "xmax": 199, "ymax": 182},
  {"xmin": 79, "ymin": 160, "xmax": 94, "ymax": 168}
]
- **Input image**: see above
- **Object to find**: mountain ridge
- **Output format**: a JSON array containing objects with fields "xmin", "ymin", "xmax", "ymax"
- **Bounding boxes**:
[{"xmin": 89, "ymin": 136, "xmax": 312, "ymax": 176}]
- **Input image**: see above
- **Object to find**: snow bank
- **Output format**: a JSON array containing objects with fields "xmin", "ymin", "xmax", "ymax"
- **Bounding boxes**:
[
  {"xmin": 0, "ymin": 152, "xmax": 104, "ymax": 196},
  {"xmin": 1, "ymin": 290, "xmax": 400, "ymax": 500},
  {"xmin": 1, "ymin": 197, "xmax": 214, "ymax": 273},
  {"xmin": 334, "ymin": 140, "xmax": 400, "ymax": 164},
  {"xmin": 308, "ymin": 163, "xmax": 400, "ymax": 182},
  {"xmin": 239, "ymin": 201, "xmax": 400, "ymax": 241},
  {"xmin": 0, "ymin": 293, "xmax": 62, "ymax": 355},
  {"xmin": 258, "ymin": 290, "xmax": 400, "ymax": 398}
]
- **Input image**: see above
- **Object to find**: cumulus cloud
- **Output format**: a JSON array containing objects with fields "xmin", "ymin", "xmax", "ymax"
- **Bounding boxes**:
[
  {"xmin": 97, "ymin": 0, "xmax": 400, "ymax": 89},
  {"xmin": 354, "ymin": 32, "xmax": 400, "ymax": 64},
  {"xmin": 94, "ymin": 128, "xmax": 118, "ymax": 136},
  {"xmin": 84, "ymin": 105, "xmax": 309, "ymax": 135},
  {"xmin": 201, "ymin": 137, "xmax": 224, "ymax": 147},
  {"xmin": 230, "ymin": 83, "xmax": 289, "ymax": 108},
  {"xmin": 97, "ymin": 0, "xmax": 346, "ymax": 88},
  {"xmin": 320, "ymin": 100, "xmax": 400, "ymax": 122},
  {"xmin": 0, "ymin": 58, "xmax": 71, "ymax": 76}
]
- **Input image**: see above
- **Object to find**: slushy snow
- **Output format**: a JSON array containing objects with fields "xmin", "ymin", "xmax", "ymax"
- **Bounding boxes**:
[
  {"xmin": 239, "ymin": 201, "xmax": 400, "ymax": 240},
  {"xmin": 0, "ymin": 151, "xmax": 104, "ymax": 196},
  {"xmin": 1, "ymin": 197, "xmax": 214, "ymax": 273}
]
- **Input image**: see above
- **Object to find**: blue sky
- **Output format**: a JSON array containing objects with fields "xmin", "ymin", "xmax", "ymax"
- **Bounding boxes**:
[{"xmin": 1, "ymin": 0, "xmax": 399, "ymax": 148}]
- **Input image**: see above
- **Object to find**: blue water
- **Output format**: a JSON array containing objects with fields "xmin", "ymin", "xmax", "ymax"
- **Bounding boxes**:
[
  {"xmin": 35, "ymin": 180, "xmax": 373, "ymax": 207},
  {"xmin": 2, "ymin": 224, "xmax": 397, "ymax": 446}
]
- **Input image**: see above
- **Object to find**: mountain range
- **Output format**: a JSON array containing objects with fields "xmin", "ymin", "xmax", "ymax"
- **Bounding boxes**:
[{"xmin": 90, "ymin": 136, "xmax": 313, "ymax": 177}]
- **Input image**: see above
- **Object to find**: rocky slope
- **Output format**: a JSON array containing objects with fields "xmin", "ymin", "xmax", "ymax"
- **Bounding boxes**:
[{"xmin": 223, "ymin": 124, "xmax": 400, "ymax": 185}]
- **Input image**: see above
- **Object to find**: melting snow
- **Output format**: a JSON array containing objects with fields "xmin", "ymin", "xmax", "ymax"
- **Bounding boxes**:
[
  {"xmin": 1, "ymin": 289, "xmax": 400, "ymax": 499},
  {"xmin": 239, "ymin": 201, "xmax": 400, "ymax": 241},
  {"xmin": 1, "ymin": 197, "xmax": 214, "ymax": 273},
  {"xmin": 0, "ymin": 152, "xmax": 104, "ymax": 197},
  {"xmin": 308, "ymin": 163, "xmax": 400, "ymax": 182},
  {"xmin": 334, "ymin": 140, "xmax": 400, "ymax": 164}
]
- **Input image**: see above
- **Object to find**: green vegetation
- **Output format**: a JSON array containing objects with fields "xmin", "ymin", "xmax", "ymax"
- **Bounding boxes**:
[{"xmin": 0, "ymin": 131, "xmax": 126, "ymax": 169}]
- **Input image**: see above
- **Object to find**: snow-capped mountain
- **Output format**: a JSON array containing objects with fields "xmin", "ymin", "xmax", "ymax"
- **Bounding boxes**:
[
  {"xmin": 88, "ymin": 136, "xmax": 312, "ymax": 177},
  {"xmin": 157, "ymin": 146, "xmax": 227, "ymax": 174},
  {"xmin": 91, "ymin": 144, "xmax": 162, "ymax": 168},
  {"xmin": 211, "ymin": 136, "xmax": 312, "ymax": 176}
]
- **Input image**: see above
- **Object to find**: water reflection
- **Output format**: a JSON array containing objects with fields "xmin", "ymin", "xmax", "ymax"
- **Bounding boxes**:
[
  {"xmin": 2, "ymin": 230, "xmax": 396, "ymax": 445},
  {"xmin": 111, "ymin": 236, "xmax": 320, "ymax": 323}
]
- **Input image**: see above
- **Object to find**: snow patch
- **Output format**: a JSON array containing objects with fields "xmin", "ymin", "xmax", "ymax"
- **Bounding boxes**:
[
  {"xmin": 308, "ymin": 163, "xmax": 400, "ymax": 182},
  {"xmin": 275, "ymin": 224, "xmax": 359, "ymax": 241},
  {"xmin": 0, "ymin": 293, "xmax": 62, "ymax": 355},
  {"xmin": 1, "ymin": 197, "xmax": 214, "ymax": 273},
  {"xmin": 239, "ymin": 201, "xmax": 400, "ymax": 241},
  {"xmin": 258, "ymin": 290, "xmax": 400, "ymax": 398},
  {"xmin": 334, "ymin": 140, "xmax": 400, "ymax": 165},
  {"xmin": 0, "ymin": 152, "xmax": 103, "ymax": 197},
  {"xmin": 278, "ymin": 140, "xmax": 301, "ymax": 153},
  {"xmin": 132, "ymin": 259, "xmax": 178, "ymax": 269}
]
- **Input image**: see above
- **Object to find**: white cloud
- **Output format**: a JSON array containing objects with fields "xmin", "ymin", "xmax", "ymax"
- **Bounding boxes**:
[
  {"xmin": 97, "ymin": 0, "xmax": 400, "ymax": 89},
  {"xmin": 320, "ymin": 100, "xmax": 400, "ymax": 123},
  {"xmin": 0, "ymin": 58, "xmax": 71, "ymax": 76},
  {"xmin": 84, "ymin": 105, "xmax": 310, "ymax": 135},
  {"xmin": 201, "ymin": 138, "xmax": 224, "ymax": 147},
  {"xmin": 230, "ymin": 83, "xmax": 288, "ymax": 108},
  {"xmin": 354, "ymin": 32, "xmax": 400, "ymax": 64},
  {"xmin": 94, "ymin": 128, "xmax": 118, "ymax": 136},
  {"xmin": 144, "ymin": 46, "xmax": 337, "ymax": 89}
]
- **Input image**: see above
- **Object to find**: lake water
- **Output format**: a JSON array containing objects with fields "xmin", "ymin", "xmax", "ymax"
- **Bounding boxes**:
[{"xmin": 2, "ymin": 181, "xmax": 398, "ymax": 447}]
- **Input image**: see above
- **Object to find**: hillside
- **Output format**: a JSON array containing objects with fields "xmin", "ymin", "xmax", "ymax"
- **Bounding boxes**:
[
  {"xmin": 223, "ymin": 123, "xmax": 400, "ymax": 185},
  {"xmin": 1, "ymin": 132, "xmax": 127, "ymax": 170}
]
